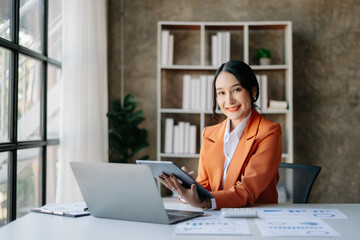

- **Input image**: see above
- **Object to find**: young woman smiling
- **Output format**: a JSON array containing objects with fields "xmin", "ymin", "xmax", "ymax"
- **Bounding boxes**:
[{"xmin": 160, "ymin": 61, "xmax": 282, "ymax": 209}]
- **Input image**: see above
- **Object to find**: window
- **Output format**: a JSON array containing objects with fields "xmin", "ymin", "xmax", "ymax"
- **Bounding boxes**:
[{"xmin": 0, "ymin": 0, "xmax": 62, "ymax": 226}]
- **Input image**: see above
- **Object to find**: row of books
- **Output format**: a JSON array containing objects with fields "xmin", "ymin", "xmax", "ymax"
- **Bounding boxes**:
[
  {"xmin": 164, "ymin": 118, "xmax": 197, "ymax": 154},
  {"xmin": 182, "ymin": 74, "xmax": 213, "ymax": 111},
  {"xmin": 161, "ymin": 30, "xmax": 174, "ymax": 66},
  {"xmin": 255, "ymin": 74, "xmax": 288, "ymax": 110},
  {"xmin": 211, "ymin": 31, "xmax": 231, "ymax": 66}
]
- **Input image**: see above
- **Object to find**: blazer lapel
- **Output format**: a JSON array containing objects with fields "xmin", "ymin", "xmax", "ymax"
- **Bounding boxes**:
[
  {"xmin": 206, "ymin": 120, "xmax": 226, "ymax": 191},
  {"xmin": 223, "ymin": 110, "xmax": 261, "ymax": 189}
]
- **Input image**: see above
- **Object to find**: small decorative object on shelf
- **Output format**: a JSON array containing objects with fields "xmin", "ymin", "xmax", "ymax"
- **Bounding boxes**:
[{"xmin": 255, "ymin": 47, "xmax": 272, "ymax": 65}]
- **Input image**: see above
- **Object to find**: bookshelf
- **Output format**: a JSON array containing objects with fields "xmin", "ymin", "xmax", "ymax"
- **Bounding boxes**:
[{"xmin": 157, "ymin": 21, "xmax": 293, "ymax": 183}]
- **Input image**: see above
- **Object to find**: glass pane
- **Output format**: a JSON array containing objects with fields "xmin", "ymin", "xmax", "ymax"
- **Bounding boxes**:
[
  {"xmin": 0, "ymin": 152, "xmax": 9, "ymax": 226},
  {"xmin": 47, "ymin": 65, "xmax": 61, "ymax": 139},
  {"xmin": 18, "ymin": 55, "xmax": 42, "ymax": 141},
  {"xmin": 19, "ymin": 0, "xmax": 42, "ymax": 53},
  {"xmin": 46, "ymin": 145, "xmax": 59, "ymax": 203},
  {"xmin": 0, "ymin": 48, "xmax": 11, "ymax": 143},
  {"xmin": 17, "ymin": 148, "xmax": 41, "ymax": 218},
  {"xmin": 0, "ymin": 0, "xmax": 11, "ymax": 40},
  {"xmin": 48, "ymin": 0, "xmax": 62, "ymax": 61}
]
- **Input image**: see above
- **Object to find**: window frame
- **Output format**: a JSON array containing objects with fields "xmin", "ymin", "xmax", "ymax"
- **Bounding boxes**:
[{"xmin": 0, "ymin": 0, "xmax": 61, "ymax": 223}]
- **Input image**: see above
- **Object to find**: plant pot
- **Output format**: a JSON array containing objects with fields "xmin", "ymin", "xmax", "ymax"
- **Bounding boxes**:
[{"xmin": 259, "ymin": 58, "xmax": 271, "ymax": 65}]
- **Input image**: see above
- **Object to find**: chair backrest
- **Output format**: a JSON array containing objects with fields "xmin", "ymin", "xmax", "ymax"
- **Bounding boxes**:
[{"xmin": 277, "ymin": 163, "xmax": 321, "ymax": 203}]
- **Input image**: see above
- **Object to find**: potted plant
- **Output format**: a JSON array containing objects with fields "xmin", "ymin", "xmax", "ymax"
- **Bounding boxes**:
[
  {"xmin": 255, "ymin": 47, "xmax": 272, "ymax": 65},
  {"xmin": 107, "ymin": 94, "xmax": 149, "ymax": 163}
]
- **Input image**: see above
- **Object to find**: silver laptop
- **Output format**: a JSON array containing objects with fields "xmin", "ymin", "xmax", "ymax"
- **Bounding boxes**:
[{"xmin": 70, "ymin": 162, "xmax": 203, "ymax": 224}]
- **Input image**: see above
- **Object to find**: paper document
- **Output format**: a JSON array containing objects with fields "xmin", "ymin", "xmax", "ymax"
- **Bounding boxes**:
[
  {"xmin": 256, "ymin": 208, "xmax": 348, "ymax": 219},
  {"xmin": 256, "ymin": 218, "xmax": 340, "ymax": 237},
  {"xmin": 32, "ymin": 202, "xmax": 90, "ymax": 218},
  {"xmin": 174, "ymin": 216, "xmax": 250, "ymax": 235}
]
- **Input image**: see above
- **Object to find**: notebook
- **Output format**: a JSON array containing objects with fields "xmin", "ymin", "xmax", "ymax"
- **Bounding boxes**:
[{"xmin": 70, "ymin": 162, "xmax": 203, "ymax": 224}]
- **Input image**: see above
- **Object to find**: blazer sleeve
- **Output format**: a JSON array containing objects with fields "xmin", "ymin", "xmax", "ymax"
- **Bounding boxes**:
[{"xmin": 211, "ymin": 121, "xmax": 282, "ymax": 209}]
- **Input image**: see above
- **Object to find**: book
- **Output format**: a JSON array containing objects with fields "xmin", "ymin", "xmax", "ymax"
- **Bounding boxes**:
[
  {"xmin": 224, "ymin": 31, "xmax": 231, "ymax": 62},
  {"xmin": 178, "ymin": 122, "xmax": 185, "ymax": 153},
  {"xmin": 191, "ymin": 78, "xmax": 200, "ymax": 110},
  {"xmin": 268, "ymin": 100, "xmax": 288, "ymax": 110},
  {"xmin": 184, "ymin": 122, "xmax": 190, "ymax": 154},
  {"xmin": 173, "ymin": 125, "xmax": 180, "ymax": 153},
  {"xmin": 206, "ymin": 75, "xmax": 213, "ymax": 111},
  {"xmin": 161, "ymin": 30, "xmax": 169, "ymax": 66},
  {"xmin": 255, "ymin": 74, "xmax": 262, "ymax": 109},
  {"xmin": 200, "ymin": 75, "xmax": 207, "ymax": 110},
  {"xmin": 182, "ymin": 75, "xmax": 191, "ymax": 109},
  {"xmin": 168, "ymin": 34, "xmax": 174, "ymax": 65},
  {"xmin": 164, "ymin": 118, "xmax": 174, "ymax": 153},
  {"xmin": 211, "ymin": 35, "xmax": 218, "ymax": 66},
  {"xmin": 31, "ymin": 202, "xmax": 90, "ymax": 218},
  {"xmin": 217, "ymin": 32, "xmax": 222, "ymax": 65},
  {"xmin": 189, "ymin": 125, "xmax": 197, "ymax": 154},
  {"xmin": 261, "ymin": 75, "xmax": 268, "ymax": 110}
]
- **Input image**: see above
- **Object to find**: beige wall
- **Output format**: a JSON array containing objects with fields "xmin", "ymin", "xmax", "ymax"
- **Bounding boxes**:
[{"xmin": 108, "ymin": 0, "xmax": 360, "ymax": 203}]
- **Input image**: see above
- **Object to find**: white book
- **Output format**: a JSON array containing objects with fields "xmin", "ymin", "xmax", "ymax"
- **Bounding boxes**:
[
  {"xmin": 200, "ymin": 75, "xmax": 207, "ymax": 111},
  {"xmin": 268, "ymin": 100, "xmax": 288, "ymax": 110},
  {"xmin": 161, "ymin": 30, "xmax": 169, "ymax": 66},
  {"xmin": 211, "ymin": 35, "xmax": 218, "ymax": 66},
  {"xmin": 255, "ymin": 74, "xmax": 262, "ymax": 109},
  {"xmin": 221, "ymin": 32, "xmax": 227, "ymax": 63},
  {"xmin": 261, "ymin": 75, "xmax": 268, "ymax": 111},
  {"xmin": 191, "ymin": 78, "xmax": 200, "ymax": 110},
  {"xmin": 178, "ymin": 122, "xmax": 185, "ymax": 153},
  {"xmin": 184, "ymin": 122, "xmax": 190, "ymax": 154},
  {"xmin": 225, "ymin": 31, "xmax": 231, "ymax": 62},
  {"xmin": 168, "ymin": 34, "xmax": 174, "ymax": 65},
  {"xmin": 217, "ymin": 32, "xmax": 223, "ymax": 66},
  {"xmin": 182, "ymin": 75, "xmax": 191, "ymax": 109},
  {"xmin": 195, "ymin": 78, "xmax": 201, "ymax": 110},
  {"xmin": 164, "ymin": 118, "xmax": 174, "ymax": 153},
  {"xmin": 190, "ymin": 78, "xmax": 197, "ymax": 110},
  {"xmin": 206, "ymin": 75, "xmax": 213, "ymax": 111},
  {"xmin": 173, "ymin": 125, "xmax": 180, "ymax": 154},
  {"xmin": 189, "ymin": 125, "xmax": 197, "ymax": 154}
]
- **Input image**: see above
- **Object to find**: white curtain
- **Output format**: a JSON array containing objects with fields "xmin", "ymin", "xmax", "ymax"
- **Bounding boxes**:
[{"xmin": 56, "ymin": 0, "xmax": 108, "ymax": 203}]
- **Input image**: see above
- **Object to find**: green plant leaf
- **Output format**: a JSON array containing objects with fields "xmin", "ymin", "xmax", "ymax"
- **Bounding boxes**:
[{"xmin": 107, "ymin": 94, "xmax": 149, "ymax": 163}]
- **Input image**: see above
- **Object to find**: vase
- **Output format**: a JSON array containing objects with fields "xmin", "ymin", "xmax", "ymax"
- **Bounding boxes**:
[{"xmin": 260, "ymin": 58, "xmax": 271, "ymax": 65}]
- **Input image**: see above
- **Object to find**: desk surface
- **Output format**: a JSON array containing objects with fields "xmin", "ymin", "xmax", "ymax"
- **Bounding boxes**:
[{"xmin": 0, "ymin": 199, "xmax": 359, "ymax": 240}]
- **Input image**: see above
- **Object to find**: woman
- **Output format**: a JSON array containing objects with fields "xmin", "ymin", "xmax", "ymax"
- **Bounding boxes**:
[{"xmin": 160, "ymin": 61, "xmax": 282, "ymax": 210}]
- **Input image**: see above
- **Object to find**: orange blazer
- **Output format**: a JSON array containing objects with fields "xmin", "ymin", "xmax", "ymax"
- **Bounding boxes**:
[{"xmin": 196, "ymin": 109, "xmax": 282, "ymax": 209}]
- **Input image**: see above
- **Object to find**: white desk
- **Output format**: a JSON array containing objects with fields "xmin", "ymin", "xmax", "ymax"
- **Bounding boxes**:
[{"xmin": 0, "ymin": 200, "xmax": 359, "ymax": 240}]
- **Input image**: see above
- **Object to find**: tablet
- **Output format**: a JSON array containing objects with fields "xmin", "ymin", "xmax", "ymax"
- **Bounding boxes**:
[{"xmin": 136, "ymin": 160, "xmax": 214, "ymax": 199}]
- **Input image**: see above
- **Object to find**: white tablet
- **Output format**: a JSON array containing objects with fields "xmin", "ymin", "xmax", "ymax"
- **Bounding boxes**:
[{"xmin": 136, "ymin": 160, "xmax": 214, "ymax": 199}]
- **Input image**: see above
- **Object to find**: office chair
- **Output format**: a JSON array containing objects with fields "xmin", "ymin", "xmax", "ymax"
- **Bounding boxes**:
[{"xmin": 277, "ymin": 162, "xmax": 321, "ymax": 203}]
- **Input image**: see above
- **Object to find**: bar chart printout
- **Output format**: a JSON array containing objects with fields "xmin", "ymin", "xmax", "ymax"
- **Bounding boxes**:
[{"xmin": 255, "ymin": 218, "xmax": 340, "ymax": 237}]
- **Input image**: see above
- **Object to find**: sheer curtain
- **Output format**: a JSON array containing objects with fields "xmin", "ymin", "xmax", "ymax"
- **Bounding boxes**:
[{"xmin": 56, "ymin": 0, "xmax": 108, "ymax": 203}]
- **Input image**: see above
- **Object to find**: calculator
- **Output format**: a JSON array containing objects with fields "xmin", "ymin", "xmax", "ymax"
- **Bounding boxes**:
[{"xmin": 221, "ymin": 208, "xmax": 257, "ymax": 218}]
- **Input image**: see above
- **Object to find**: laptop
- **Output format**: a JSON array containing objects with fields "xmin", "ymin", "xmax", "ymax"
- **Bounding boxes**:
[{"xmin": 70, "ymin": 162, "xmax": 203, "ymax": 224}]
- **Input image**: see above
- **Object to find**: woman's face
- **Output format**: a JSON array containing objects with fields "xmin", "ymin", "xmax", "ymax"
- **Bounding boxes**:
[{"xmin": 215, "ymin": 71, "xmax": 254, "ymax": 130}]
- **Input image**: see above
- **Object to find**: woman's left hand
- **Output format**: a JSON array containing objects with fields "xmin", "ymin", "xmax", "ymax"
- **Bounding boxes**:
[{"xmin": 158, "ymin": 173, "xmax": 206, "ymax": 208}]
